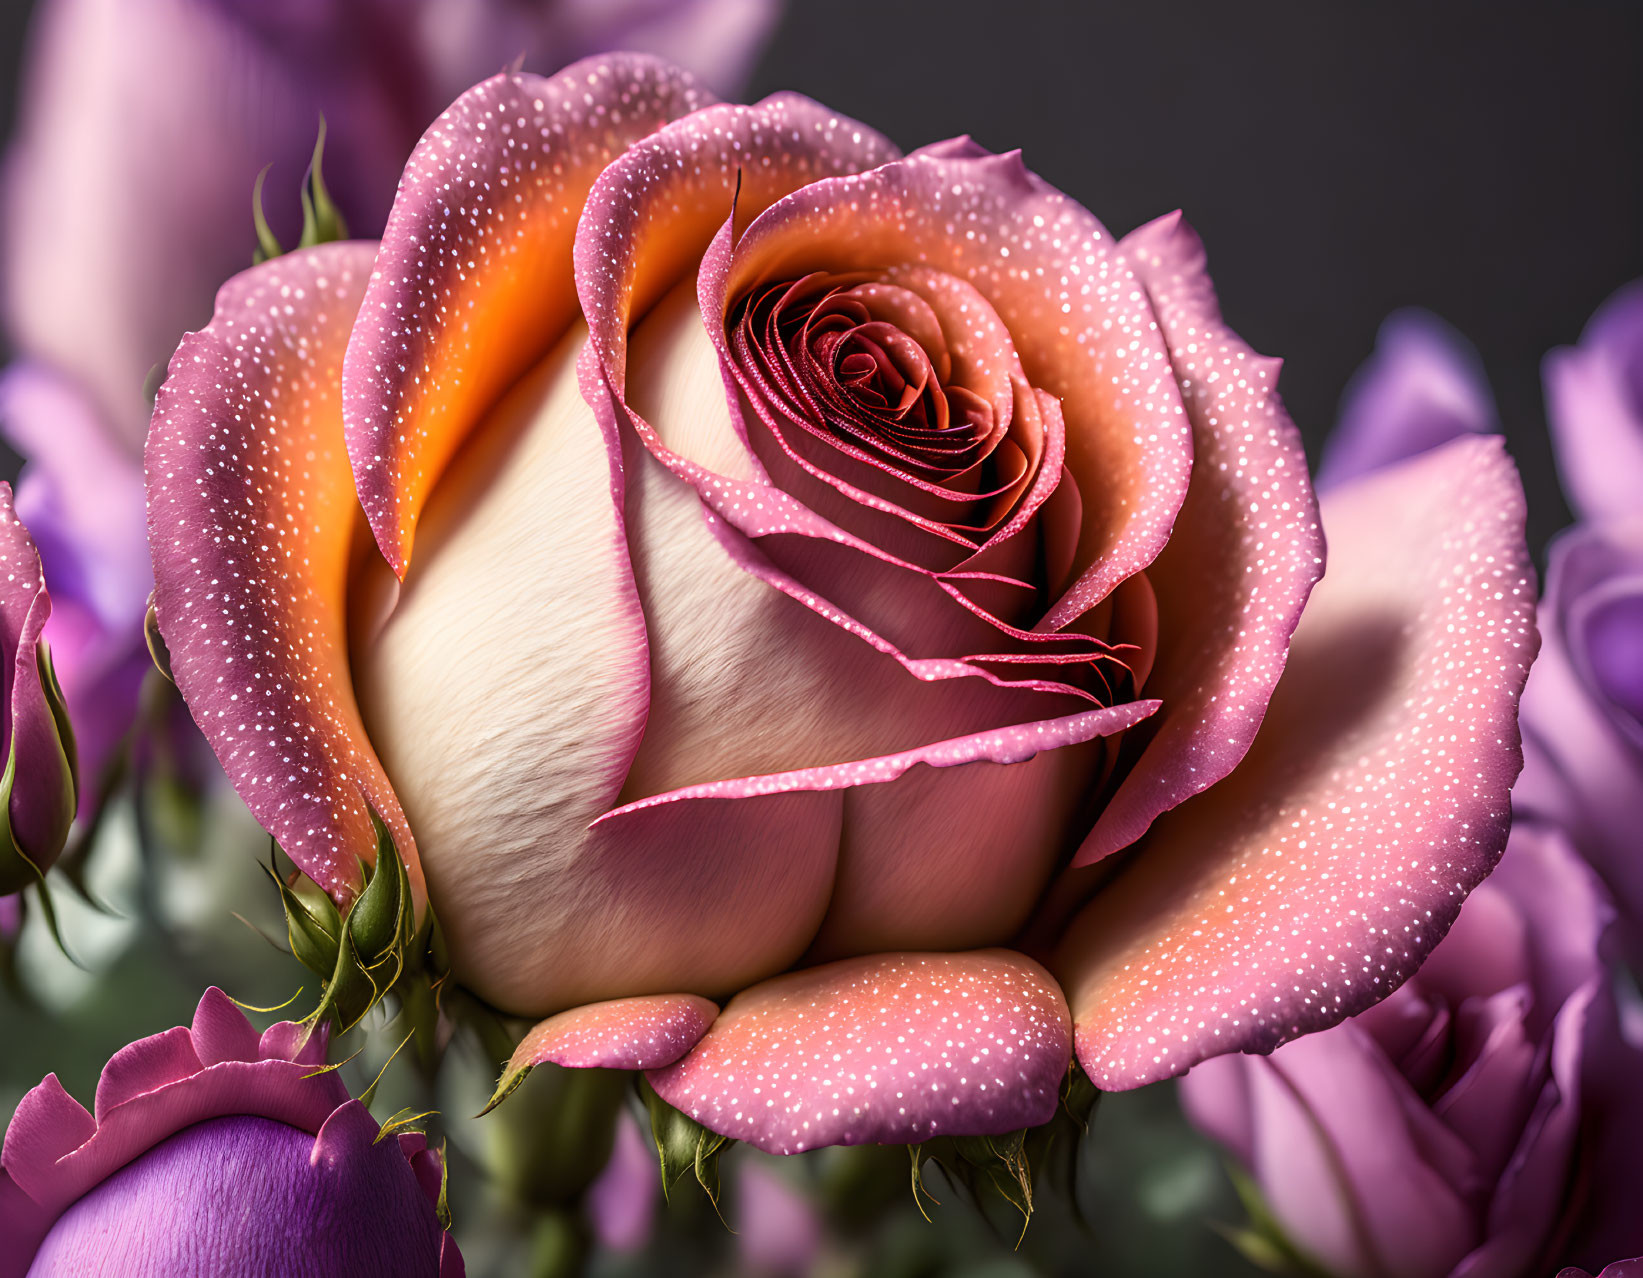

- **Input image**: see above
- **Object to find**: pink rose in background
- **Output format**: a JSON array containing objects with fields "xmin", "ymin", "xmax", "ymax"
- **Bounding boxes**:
[
  {"xmin": 0, "ymin": 0, "xmax": 781, "ymax": 800},
  {"xmin": 145, "ymin": 50, "xmax": 1537, "ymax": 1156},
  {"xmin": 0, "ymin": 482, "xmax": 77, "ymax": 898},
  {"xmin": 1182, "ymin": 821, "xmax": 1643, "ymax": 1278},
  {"xmin": 0, "ymin": 988, "xmax": 462, "ymax": 1276}
]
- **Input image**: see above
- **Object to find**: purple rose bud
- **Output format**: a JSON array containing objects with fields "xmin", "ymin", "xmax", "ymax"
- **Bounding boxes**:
[
  {"xmin": 0, "ymin": 482, "xmax": 77, "ymax": 897},
  {"xmin": 0, "ymin": 988, "xmax": 463, "ymax": 1276},
  {"xmin": 1181, "ymin": 822, "xmax": 1643, "ymax": 1278},
  {"xmin": 1544, "ymin": 280, "xmax": 1643, "ymax": 525}
]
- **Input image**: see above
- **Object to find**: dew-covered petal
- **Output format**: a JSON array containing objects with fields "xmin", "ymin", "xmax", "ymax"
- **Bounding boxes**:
[
  {"xmin": 1072, "ymin": 213, "xmax": 1323, "ymax": 866},
  {"xmin": 1056, "ymin": 436, "xmax": 1536, "ymax": 1088},
  {"xmin": 647, "ymin": 950, "xmax": 1071, "ymax": 1154},
  {"xmin": 508, "ymin": 994, "xmax": 718, "ymax": 1073},
  {"xmin": 342, "ymin": 55, "xmax": 714, "ymax": 576},
  {"xmin": 146, "ymin": 243, "xmax": 412, "ymax": 904}
]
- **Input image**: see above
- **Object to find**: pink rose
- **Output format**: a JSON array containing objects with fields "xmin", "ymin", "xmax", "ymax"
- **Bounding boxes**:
[{"xmin": 146, "ymin": 54, "xmax": 1538, "ymax": 1153}]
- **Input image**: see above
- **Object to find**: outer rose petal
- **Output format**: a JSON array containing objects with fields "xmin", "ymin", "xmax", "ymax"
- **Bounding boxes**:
[
  {"xmin": 1055, "ymin": 436, "xmax": 1536, "ymax": 1088},
  {"xmin": 647, "ymin": 950, "xmax": 1071, "ymax": 1154},
  {"xmin": 146, "ymin": 243, "xmax": 413, "ymax": 904},
  {"xmin": 342, "ymin": 55, "xmax": 714, "ymax": 577},
  {"xmin": 1316, "ymin": 308, "xmax": 1500, "ymax": 492},
  {"xmin": 1072, "ymin": 213, "xmax": 1323, "ymax": 865},
  {"xmin": 507, "ymin": 994, "xmax": 717, "ymax": 1073}
]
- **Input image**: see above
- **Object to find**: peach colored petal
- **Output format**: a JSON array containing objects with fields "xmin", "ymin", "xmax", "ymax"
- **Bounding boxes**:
[
  {"xmin": 146, "ymin": 243, "xmax": 411, "ymax": 904},
  {"xmin": 647, "ymin": 950, "xmax": 1071, "ymax": 1153},
  {"xmin": 342, "ymin": 54, "xmax": 714, "ymax": 577},
  {"xmin": 1055, "ymin": 436, "xmax": 1536, "ymax": 1088},
  {"xmin": 508, "ymin": 994, "xmax": 718, "ymax": 1074}
]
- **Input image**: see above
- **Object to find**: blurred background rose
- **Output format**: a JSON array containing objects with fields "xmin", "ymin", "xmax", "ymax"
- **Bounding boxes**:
[{"xmin": 0, "ymin": 3, "xmax": 1639, "ymax": 1277}]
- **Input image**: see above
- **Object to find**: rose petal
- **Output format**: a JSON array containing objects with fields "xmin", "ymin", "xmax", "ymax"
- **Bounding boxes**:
[
  {"xmin": 647, "ymin": 949, "xmax": 1071, "ymax": 1154},
  {"xmin": 1316, "ymin": 309, "xmax": 1498, "ymax": 491},
  {"xmin": 1056, "ymin": 435, "xmax": 1536, "ymax": 1087},
  {"xmin": 342, "ymin": 55, "xmax": 714, "ymax": 577},
  {"xmin": 715, "ymin": 143, "xmax": 1195, "ymax": 632},
  {"xmin": 508, "ymin": 994, "xmax": 718, "ymax": 1073},
  {"xmin": 1071, "ymin": 213, "xmax": 1324, "ymax": 865},
  {"xmin": 1543, "ymin": 279, "xmax": 1643, "ymax": 526},
  {"xmin": 146, "ymin": 242, "xmax": 413, "ymax": 904}
]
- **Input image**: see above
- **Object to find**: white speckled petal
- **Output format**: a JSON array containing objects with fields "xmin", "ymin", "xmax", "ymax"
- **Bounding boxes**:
[
  {"xmin": 146, "ymin": 243, "xmax": 412, "ymax": 904},
  {"xmin": 342, "ymin": 54, "xmax": 714, "ymax": 576},
  {"xmin": 1072, "ymin": 213, "xmax": 1324, "ymax": 865},
  {"xmin": 647, "ymin": 950, "xmax": 1071, "ymax": 1154},
  {"xmin": 1055, "ymin": 436, "xmax": 1537, "ymax": 1088},
  {"xmin": 508, "ymin": 994, "xmax": 718, "ymax": 1073}
]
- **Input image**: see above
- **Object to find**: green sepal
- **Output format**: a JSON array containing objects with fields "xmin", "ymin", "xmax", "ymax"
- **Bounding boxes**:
[
  {"xmin": 142, "ymin": 595, "xmax": 174, "ymax": 685},
  {"xmin": 375, "ymin": 1106, "xmax": 439, "ymax": 1145},
  {"xmin": 1020, "ymin": 1060, "xmax": 1100, "ymax": 1207},
  {"xmin": 435, "ymin": 1140, "xmax": 452, "ymax": 1231},
  {"xmin": 909, "ymin": 1121, "xmax": 1051, "ymax": 1245},
  {"xmin": 251, "ymin": 118, "xmax": 347, "ymax": 266},
  {"xmin": 640, "ymin": 1078, "xmax": 731, "ymax": 1209},
  {"xmin": 251, "ymin": 164, "xmax": 283, "ymax": 264},
  {"xmin": 478, "ymin": 1062, "xmax": 532, "ymax": 1118},
  {"xmin": 265, "ymin": 852, "xmax": 344, "ymax": 977},
  {"xmin": 297, "ymin": 116, "xmax": 348, "ymax": 249}
]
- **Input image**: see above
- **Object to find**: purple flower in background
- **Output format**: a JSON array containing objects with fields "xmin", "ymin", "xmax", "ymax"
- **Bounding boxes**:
[
  {"xmin": 1181, "ymin": 821, "xmax": 1643, "ymax": 1278},
  {"xmin": 1543, "ymin": 281, "xmax": 1643, "ymax": 526},
  {"xmin": 0, "ymin": 0, "xmax": 781, "ymax": 797},
  {"xmin": 1514, "ymin": 519, "xmax": 1643, "ymax": 953},
  {"xmin": 1315, "ymin": 309, "xmax": 1498, "ymax": 491},
  {"xmin": 1513, "ymin": 281, "xmax": 1643, "ymax": 952},
  {"xmin": 0, "ymin": 987, "xmax": 462, "ymax": 1276}
]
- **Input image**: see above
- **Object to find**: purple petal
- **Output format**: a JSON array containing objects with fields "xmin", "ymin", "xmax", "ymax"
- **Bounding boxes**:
[
  {"xmin": 1318, "ymin": 308, "xmax": 1499, "ymax": 491},
  {"xmin": 1543, "ymin": 280, "xmax": 1643, "ymax": 525}
]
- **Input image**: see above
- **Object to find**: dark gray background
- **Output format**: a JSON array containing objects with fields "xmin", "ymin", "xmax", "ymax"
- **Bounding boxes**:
[{"xmin": 5, "ymin": 0, "xmax": 1640, "ymax": 547}]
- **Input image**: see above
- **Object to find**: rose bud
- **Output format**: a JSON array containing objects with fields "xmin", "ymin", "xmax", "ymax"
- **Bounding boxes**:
[
  {"xmin": 1181, "ymin": 822, "xmax": 1643, "ymax": 1278},
  {"xmin": 146, "ymin": 54, "xmax": 1538, "ymax": 1155},
  {"xmin": 0, "ymin": 987, "xmax": 463, "ymax": 1276},
  {"xmin": 0, "ymin": 0, "xmax": 780, "ymax": 813},
  {"xmin": 0, "ymin": 482, "xmax": 78, "ymax": 900},
  {"xmin": 1543, "ymin": 280, "xmax": 1643, "ymax": 525}
]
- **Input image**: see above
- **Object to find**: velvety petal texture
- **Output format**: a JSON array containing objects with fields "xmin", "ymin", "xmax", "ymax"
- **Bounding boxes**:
[
  {"xmin": 146, "ymin": 243, "xmax": 415, "ymax": 904},
  {"xmin": 1057, "ymin": 436, "xmax": 1536, "ymax": 1088},
  {"xmin": 0, "ymin": 988, "xmax": 461, "ymax": 1277},
  {"xmin": 1182, "ymin": 822, "xmax": 1643, "ymax": 1278},
  {"xmin": 648, "ymin": 950, "xmax": 1071, "ymax": 1154}
]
